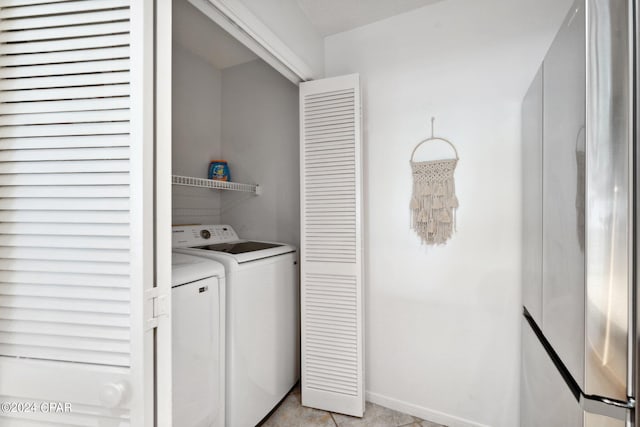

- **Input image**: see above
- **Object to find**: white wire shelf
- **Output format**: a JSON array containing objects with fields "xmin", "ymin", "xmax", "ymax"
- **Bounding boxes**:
[{"xmin": 172, "ymin": 175, "xmax": 261, "ymax": 195}]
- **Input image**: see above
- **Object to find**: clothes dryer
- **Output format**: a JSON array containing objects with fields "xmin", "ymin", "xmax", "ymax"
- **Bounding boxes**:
[{"xmin": 171, "ymin": 252, "xmax": 226, "ymax": 427}]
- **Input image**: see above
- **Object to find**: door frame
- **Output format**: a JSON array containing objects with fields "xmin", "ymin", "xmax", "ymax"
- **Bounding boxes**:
[
  {"xmin": 130, "ymin": 0, "xmax": 156, "ymax": 425},
  {"xmin": 155, "ymin": 0, "xmax": 173, "ymax": 426}
]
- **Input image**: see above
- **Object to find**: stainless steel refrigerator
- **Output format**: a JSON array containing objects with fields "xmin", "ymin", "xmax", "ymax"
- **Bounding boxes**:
[{"xmin": 520, "ymin": 0, "xmax": 637, "ymax": 426}]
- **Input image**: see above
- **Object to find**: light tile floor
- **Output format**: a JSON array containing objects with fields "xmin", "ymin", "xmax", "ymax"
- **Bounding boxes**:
[{"xmin": 261, "ymin": 385, "xmax": 447, "ymax": 427}]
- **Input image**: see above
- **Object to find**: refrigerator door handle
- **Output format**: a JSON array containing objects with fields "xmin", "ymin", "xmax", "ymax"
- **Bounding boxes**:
[
  {"xmin": 524, "ymin": 309, "xmax": 635, "ymax": 420},
  {"xmin": 580, "ymin": 394, "xmax": 635, "ymax": 420}
]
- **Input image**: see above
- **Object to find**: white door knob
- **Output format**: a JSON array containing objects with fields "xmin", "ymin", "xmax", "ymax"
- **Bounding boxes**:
[{"xmin": 99, "ymin": 382, "xmax": 128, "ymax": 408}]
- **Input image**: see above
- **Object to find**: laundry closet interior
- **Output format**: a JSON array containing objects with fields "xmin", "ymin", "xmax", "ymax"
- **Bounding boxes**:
[
  {"xmin": 171, "ymin": 0, "xmax": 300, "ymax": 241},
  {"xmin": 168, "ymin": 1, "xmax": 305, "ymax": 425}
]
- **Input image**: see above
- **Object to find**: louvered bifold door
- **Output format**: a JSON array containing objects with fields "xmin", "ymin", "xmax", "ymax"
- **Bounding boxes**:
[
  {"xmin": 0, "ymin": 1, "xmax": 153, "ymax": 426},
  {"xmin": 300, "ymin": 74, "xmax": 364, "ymax": 417}
]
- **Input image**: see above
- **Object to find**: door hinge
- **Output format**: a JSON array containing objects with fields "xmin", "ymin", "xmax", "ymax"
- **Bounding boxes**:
[{"xmin": 145, "ymin": 287, "xmax": 168, "ymax": 331}]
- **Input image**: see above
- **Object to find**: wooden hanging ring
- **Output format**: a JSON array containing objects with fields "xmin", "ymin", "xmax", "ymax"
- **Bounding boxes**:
[
  {"xmin": 410, "ymin": 137, "xmax": 459, "ymax": 162},
  {"xmin": 410, "ymin": 117, "xmax": 459, "ymax": 162}
]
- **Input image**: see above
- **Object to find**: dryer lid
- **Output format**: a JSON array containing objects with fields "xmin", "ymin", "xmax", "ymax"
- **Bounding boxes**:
[{"xmin": 171, "ymin": 252, "xmax": 225, "ymax": 286}]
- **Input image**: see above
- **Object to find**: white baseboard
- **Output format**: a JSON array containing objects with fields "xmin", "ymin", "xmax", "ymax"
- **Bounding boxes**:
[{"xmin": 365, "ymin": 391, "xmax": 491, "ymax": 427}]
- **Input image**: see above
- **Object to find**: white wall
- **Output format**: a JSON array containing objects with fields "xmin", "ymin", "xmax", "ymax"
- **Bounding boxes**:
[
  {"xmin": 324, "ymin": 1, "xmax": 572, "ymax": 426},
  {"xmin": 172, "ymin": 43, "xmax": 222, "ymax": 225},
  {"xmin": 220, "ymin": 59, "xmax": 300, "ymax": 246},
  {"xmin": 234, "ymin": 0, "xmax": 324, "ymax": 79}
]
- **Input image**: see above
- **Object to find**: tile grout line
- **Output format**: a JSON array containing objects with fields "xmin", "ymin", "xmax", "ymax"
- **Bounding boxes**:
[{"xmin": 329, "ymin": 412, "xmax": 338, "ymax": 427}]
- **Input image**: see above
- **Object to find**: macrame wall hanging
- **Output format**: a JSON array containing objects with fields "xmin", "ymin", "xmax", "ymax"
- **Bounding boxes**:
[{"xmin": 410, "ymin": 117, "xmax": 460, "ymax": 245}]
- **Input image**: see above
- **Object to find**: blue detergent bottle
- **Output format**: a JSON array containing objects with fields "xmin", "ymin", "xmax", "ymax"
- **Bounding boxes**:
[{"xmin": 208, "ymin": 160, "xmax": 231, "ymax": 181}]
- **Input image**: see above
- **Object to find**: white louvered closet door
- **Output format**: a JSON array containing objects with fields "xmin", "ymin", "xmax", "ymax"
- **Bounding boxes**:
[
  {"xmin": 300, "ymin": 74, "xmax": 364, "ymax": 417},
  {"xmin": 0, "ymin": 1, "xmax": 154, "ymax": 426}
]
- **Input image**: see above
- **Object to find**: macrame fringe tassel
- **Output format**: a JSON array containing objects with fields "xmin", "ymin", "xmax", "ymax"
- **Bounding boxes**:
[{"xmin": 410, "ymin": 159, "xmax": 458, "ymax": 245}]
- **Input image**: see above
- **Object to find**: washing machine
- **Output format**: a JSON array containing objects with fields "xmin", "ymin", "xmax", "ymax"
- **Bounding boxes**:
[
  {"xmin": 172, "ymin": 225, "xmax": 299, "ymax": 427},
  {"xmin": 171, "ymin": 252, "xmax": 226, "ymax": 427}
]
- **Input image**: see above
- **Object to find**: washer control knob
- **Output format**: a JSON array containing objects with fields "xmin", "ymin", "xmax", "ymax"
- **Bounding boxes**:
[{"xmin": 200, "ymin": 230, "xmax": 211, "ymax": 239}]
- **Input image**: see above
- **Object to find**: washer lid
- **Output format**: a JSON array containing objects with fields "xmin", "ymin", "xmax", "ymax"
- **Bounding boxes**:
[
  {"xmin": 195, "ymin": 241, "xmax": 282, "ymax": 254},
  {"xmin": 176, "ymin": 242, "xmax": 296, "ymax": 264},
  {"xmin": 171, "ymin": 252, "xmax": 225, "ymax": 286},
  {"xmin": 192, "ymin": 241, "xmax": 296, "ymax": 263}
]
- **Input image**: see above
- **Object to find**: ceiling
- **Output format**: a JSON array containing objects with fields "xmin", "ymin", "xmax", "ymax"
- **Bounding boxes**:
[
  {"xmin": 173, "ymin": 0, "xmax": 257, "ymax": 70},
  {"xmin": 296, "ymin": 0, "xmax": 445, "ymax": 36}
]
